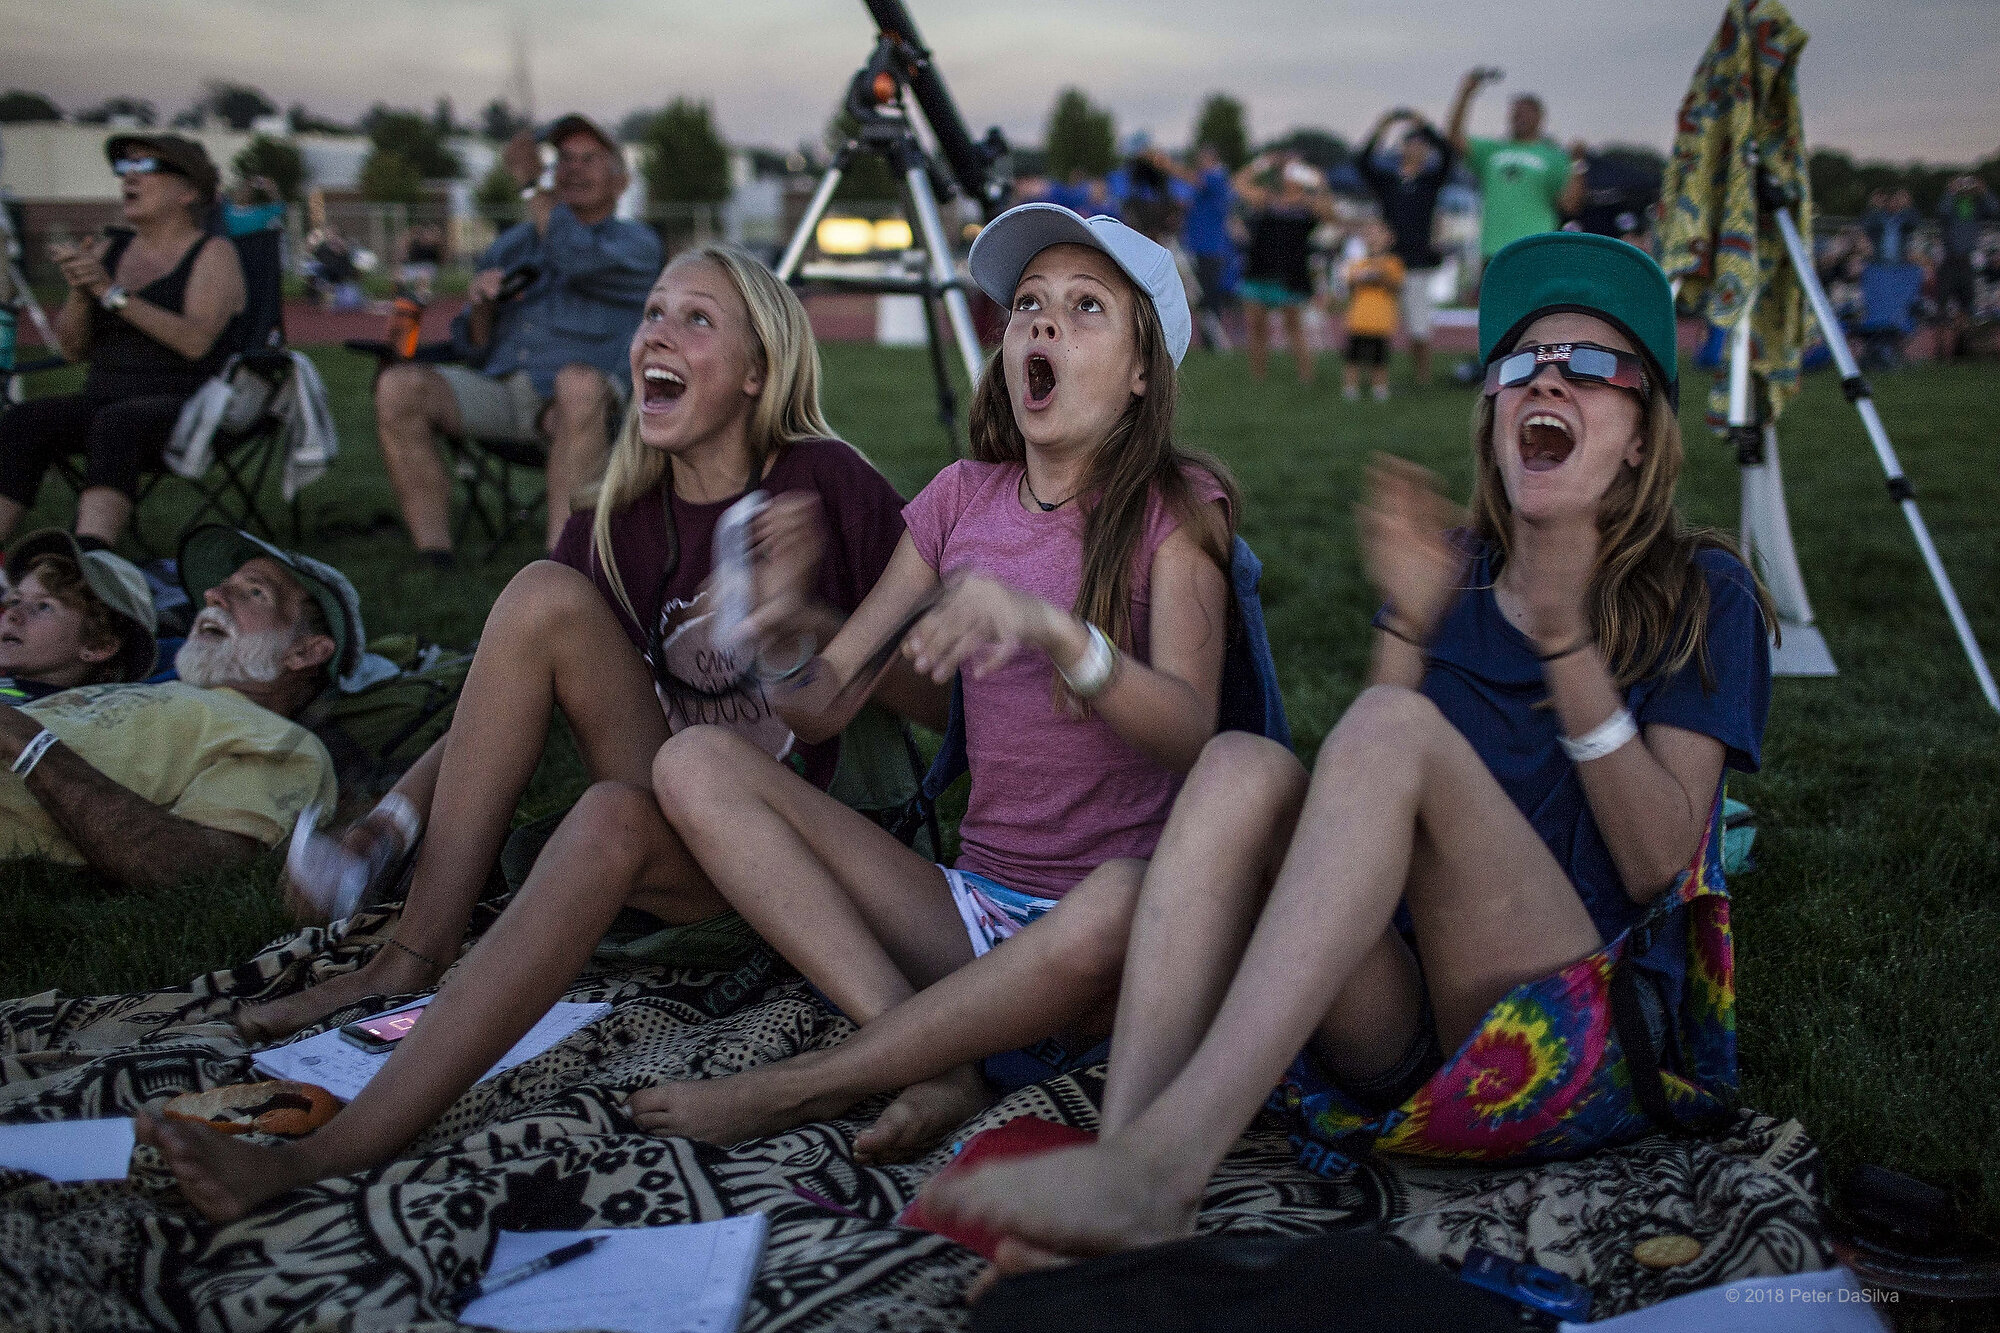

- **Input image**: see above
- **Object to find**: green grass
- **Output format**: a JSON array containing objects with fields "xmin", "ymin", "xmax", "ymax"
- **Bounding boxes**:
[{"xmin": 4, "ymin": 342, "xmax": 1997, "ymax": 1307}]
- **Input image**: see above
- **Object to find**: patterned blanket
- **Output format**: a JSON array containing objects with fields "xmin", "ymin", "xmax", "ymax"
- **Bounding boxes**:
[{"xmin": 1, "ymin": 901, "xmax": 1833, "ymax": 1332}]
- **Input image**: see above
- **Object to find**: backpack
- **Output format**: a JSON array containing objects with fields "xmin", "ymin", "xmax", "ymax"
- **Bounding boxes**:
[{"xmin": 298, "ymin": 633, "xmax": 473, "ymax": 808}]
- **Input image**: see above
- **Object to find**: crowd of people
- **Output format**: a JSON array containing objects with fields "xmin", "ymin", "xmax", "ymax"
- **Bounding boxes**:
[
  {"xmin": 1013, "ymin": 69, "xmax": 1658, "ymax": 398},
  {"xmin": 0, "ymin": 103, "xmax": 1788, "ymax": 1301}
]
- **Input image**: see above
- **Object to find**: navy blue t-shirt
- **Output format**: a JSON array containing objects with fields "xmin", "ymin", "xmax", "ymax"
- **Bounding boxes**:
[{"xmin": 1411, "ymin": 544, "xmax": 1770, "ymax": 995}]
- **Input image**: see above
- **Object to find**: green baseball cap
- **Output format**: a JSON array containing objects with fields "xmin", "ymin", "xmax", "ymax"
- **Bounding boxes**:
[
  {"xmin": 177, "ymin": 526, "xmax": 366, "ymax": 689},
  {"xmin": 1478, "ymin": 232, "xmax": 1679, "ymax": 408}
]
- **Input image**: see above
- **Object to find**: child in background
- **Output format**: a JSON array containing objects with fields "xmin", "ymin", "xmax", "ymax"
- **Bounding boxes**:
[{"xmin": 1342, "ymin": 221, "xmax": 1405, "ymax": 402}]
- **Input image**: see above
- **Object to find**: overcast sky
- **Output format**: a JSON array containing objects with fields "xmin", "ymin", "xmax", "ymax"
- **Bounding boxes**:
[{"xmin": 7, "ymin": 0, "xmax": 1997, "ymax": 163}]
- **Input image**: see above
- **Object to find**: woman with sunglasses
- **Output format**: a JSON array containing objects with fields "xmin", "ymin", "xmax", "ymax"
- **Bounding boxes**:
[
  {"xmin": 227, "ymin": 245, "xmax": 913, "ymax": 1048},
  {"xmin": 0, "ymin": 135, "xmax": 246, "ymax": 548},
  {"xmin": 917, "ymin": 233, "xmax": 1775, "ymax": 1265}
]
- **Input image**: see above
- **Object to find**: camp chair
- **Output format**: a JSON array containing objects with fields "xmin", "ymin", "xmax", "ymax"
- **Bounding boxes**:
[
  {"xmin": 341, "ymin": 338, "xmax": 555, "ymax": 560},
  {"xmin": 1855, "ymin": 261, "xmax": 1926, "ymax": 368},
  {"xmin": 49, "ymin": 226, "xmax": 303, "ymax": 555}
]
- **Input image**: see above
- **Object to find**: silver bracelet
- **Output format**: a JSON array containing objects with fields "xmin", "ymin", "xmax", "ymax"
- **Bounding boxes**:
[
  {"xmin": 10, "ymin": 728, "xmax": 59, "ymax": 779},
  {"xmin": 756, "ymin": 634, "xmax": 818, "ymax": 683},
  {"xmin": 1558, "ymin": 707, "xmax": 1638, "ymax": 764},
  {"xmin": 1058, "ymin": 622, "xmax": 1117, "ymax": 699}
]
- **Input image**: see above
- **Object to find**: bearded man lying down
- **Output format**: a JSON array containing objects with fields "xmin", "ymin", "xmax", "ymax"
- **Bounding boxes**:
[{"xmin": 0, "ymin": 526, "xmax": 358, "ymax": 889}]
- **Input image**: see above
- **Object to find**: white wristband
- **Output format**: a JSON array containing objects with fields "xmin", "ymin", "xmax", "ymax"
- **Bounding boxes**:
[
  {"xmin": 1057, "ymin": 622, "xmax": 1117, "ymax": 699},
  {"xmin": 10, "ymin": 728, "xmax": 58, "ymax": 779},
  {"xmin": 1559, "ymin": 707, "xmax": 1638, "ymax": 764},
  {"xmin": 372, "ymin": 790, "xmax": 423, "ymax": 854}
]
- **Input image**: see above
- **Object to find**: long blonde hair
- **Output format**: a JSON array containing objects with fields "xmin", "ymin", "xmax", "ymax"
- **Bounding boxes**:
[
  {"xmin": 968, "ymin": 267, "xmax": 1237, "ymax": 703},
  {"xmin": 1469, "ymin": 381, "xmax": 1776, "ymax": 691},
  {"xmin": 590, "ymin": 244, "xmax": 838, "ymax": 628}
]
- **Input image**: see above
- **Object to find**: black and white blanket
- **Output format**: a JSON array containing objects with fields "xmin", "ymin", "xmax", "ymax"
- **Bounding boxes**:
[{"xmin": 0, "ymin": 901, "xmax": 1832, "ymax": 1331}]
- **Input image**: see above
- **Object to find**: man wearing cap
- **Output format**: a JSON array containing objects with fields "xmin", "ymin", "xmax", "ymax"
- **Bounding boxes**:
[
  {"xmin": 0, "ymin": 134, "xmax": 246, "ymax": 550},
  {"xmin": 373, "ymin": 115, "xmax": 660, "ymax": 561},
  {"xmin": 0, "ymin": 531, "xmax": 160, "ymax": 702},
  {"xmin": 0, "ymin": 526, "xmax": 348, "ymax": 889}
]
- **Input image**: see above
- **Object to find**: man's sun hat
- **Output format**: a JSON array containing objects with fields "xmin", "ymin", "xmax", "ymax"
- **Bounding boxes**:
[
  {"xmin": 4, "ymin": 530, "xmax": 159, "ymax": 683},
  {"xmin": 542, "ymin": 114, "xmax": 620, "ymax": 159},
  {"xmin": 968, "ymin": 203, "xmax": 1193, "ymax": 366},
  {"xmin": 1478, "ymin": 232, "xmax": 1679, "ymax": 408},
  {"xmin": 177, "ymin": 526, "xmax": 368, "ymax": 690}
]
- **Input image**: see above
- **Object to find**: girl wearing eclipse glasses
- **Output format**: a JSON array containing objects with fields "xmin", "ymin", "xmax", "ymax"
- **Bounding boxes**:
[{"xmin": 917, "ymin": 232, "xmax": 1779, "ymax": 1272}]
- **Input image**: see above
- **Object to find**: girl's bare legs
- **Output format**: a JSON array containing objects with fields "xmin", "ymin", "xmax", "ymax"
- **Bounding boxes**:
[
  {"xmin": 923, "ymin": 687, "xmax": 1603, "ymax": 1257},
  {"xmin": 146, "ymin": 780, "xmax": 728, "ymax": 1222},
  {"xmin": 632, "ymin": 724, "xmax": 993, "ymax": 1149},
  {"xmin": 238, "ymin": 561, "xmax": 673, "ymax": 1043},
  {"xmin": 1244, "ymin": 301, "xmax": 1271, "ymax": 380},
  {"xmin": 1282, "ymin": 306, "xmax": 1314, "ymax": 383},
  {"xmin": 633, "ymin": 858, "xmax": 1145, "ymax": 1162}
]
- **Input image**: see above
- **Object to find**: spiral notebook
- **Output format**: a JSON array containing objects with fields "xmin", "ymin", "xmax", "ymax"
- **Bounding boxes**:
[{"xmin": 457, "ymin": 1215, "xmax": 769, "ymax": 1333}]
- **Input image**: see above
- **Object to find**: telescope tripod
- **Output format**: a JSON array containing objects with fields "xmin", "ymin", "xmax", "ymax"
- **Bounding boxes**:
[{"xmin": 776, "ymin": 36, "xmax": 989, "ymax": 448}]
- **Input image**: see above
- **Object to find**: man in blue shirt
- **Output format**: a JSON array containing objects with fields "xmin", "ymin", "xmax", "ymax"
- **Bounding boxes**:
[
  {"xmin": 373, "ymin": 115, "xmax": 660, "ymax": 561},
  {"xmin": 1151, "ymin": 146, "xmax": 1235, "ymax": 351}
]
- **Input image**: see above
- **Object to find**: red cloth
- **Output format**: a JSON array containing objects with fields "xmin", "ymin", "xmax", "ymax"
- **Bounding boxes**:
[{"xmin": 895, "ymin": 1116, "xmax": 1098, "ymax": 1261}]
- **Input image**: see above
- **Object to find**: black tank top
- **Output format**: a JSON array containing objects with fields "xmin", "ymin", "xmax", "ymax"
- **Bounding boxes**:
[
  {"xmin": 84, "ymin": 230, "xmax": 242, "ymax": 400},
  {"xmin": 1244, "ymin": 207, "xmax": 1317, "ymax": 294}
]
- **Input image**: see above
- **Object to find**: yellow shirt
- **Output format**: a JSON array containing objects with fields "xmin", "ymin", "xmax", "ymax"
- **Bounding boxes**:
[
  {"xmin": 0, "ymin": 682, "xmax": 336, "ymax": 864},
  {"xmin": 1343, "ymin": 253, "xmax": 1407, "ymax": 338}
]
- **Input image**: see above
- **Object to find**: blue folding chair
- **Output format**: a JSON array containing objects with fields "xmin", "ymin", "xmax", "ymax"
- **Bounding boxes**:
[{"xmin": 1856, "ymin": 262, "xmax": 1925, "ymax": 368}]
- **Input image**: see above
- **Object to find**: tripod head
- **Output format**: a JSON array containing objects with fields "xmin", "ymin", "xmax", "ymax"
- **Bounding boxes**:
[{"xmin": 858, "ymin": 0, "xmax": 1011, "ymax": 213}]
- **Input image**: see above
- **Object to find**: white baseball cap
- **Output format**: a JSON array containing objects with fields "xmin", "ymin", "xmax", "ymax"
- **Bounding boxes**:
[{"xmin": 968, "ymin": 203, "xmax": 1193, "ymax": 366}]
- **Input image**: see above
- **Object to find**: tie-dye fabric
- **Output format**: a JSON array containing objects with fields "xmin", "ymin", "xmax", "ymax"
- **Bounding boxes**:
[{"xmin": 1276, "ymin": 802, "xmax": 1736, "ymax": 1173}]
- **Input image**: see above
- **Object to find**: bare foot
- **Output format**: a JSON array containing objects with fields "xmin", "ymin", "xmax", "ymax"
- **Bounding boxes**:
[
  {"xmin": 629, "ymin": 1052, "xmax": 857, "ymax": 1145},
  {"xmin": 233, "ymin": 945, "xmax": 439, "ymax": 1047},
  {"xmin": 135, "ymin": 1112, "xmax": 320, "ymax": 1224},
  {"xmin": 964, "ymin": 1237, "xmax": 1077, "ymax": 1303},
  {"xmin": 853, "ymin": 1064, "xmax": 992, "ymax": 1165},
  {"xmin": 919, "ymin": 1139, "xmax": 1200, "ymax": 1259}
]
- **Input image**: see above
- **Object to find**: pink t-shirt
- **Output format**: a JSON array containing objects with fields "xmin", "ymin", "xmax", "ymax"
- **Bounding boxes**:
[{"xmin": 902, "ymin": 459, "xmax": 1228, "ymax": 898}]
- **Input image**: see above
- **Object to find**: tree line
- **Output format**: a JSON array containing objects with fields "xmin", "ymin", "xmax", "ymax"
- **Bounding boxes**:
[{"xmin": 5, "ymin": 84, "xmax": 1994, "ymax": 220}]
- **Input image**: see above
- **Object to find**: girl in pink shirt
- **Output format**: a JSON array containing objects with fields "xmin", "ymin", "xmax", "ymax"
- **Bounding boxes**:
[{"xmin": 634, "ymin": 206, "xmax": 1239, "ymax": 1161}]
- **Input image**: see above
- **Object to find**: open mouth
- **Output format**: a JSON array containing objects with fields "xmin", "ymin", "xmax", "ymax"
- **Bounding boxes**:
[
  {"xmin": 1519, "ymin": 413, "xmax": 1575, "ymax": 472},
  {"xmin": 1023, "ymin": 353, "xmax": 1056, "ymax": 408},
  {"xmin": 642, "ymin": 365, "xmax": 687, "ymax": 408}
]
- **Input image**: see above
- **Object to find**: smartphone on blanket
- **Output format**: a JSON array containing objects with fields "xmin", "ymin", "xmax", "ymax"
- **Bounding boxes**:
[{"xmin": 338, "ymin": 1001, "xmax": 427, "ymax": 1053}]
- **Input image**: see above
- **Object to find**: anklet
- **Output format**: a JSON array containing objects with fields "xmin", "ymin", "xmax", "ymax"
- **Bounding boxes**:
[{"xmin": 383, "ymin": 937, "xmax": 445, "ymax": 974}]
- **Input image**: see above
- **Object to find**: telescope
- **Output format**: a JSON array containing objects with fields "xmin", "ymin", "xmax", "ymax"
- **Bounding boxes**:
[
  {"xmin": 777, "ymin": 0, "xmax": 1013, "ymax": 449},
  {"xmin": 860, "ymin": 0, "xmax": 1010, "ymax": 213}
]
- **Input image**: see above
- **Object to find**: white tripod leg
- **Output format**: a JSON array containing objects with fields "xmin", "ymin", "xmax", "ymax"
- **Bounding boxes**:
[{"xmin": 1730, "ymin": 307, "xmax": 1837, "ymax": 675}]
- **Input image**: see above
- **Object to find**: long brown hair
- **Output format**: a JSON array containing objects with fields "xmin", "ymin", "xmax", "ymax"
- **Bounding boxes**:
[
  {"xmin": 968, "ymin": 265, "xmax": 1238, "ymax": 699},
  {"xmin": 1469, "ymin": 378, "xmax": 1776, "ymax": 691},
  {"xmin": 589, "ymin": 244, "xmax": 842, "ymax": 629}
]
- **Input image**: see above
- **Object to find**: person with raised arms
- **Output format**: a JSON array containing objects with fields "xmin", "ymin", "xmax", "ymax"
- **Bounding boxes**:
[
  {"xmin": 628, "ymin": 203, "xmax": 1239, "ymax": 1162},
  {"xmin": 917, "ymin": 233, "xmax": 1773, "ymax": 1269}
]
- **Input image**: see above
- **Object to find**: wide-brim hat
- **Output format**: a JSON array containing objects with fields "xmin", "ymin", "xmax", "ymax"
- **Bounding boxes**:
[
  {"xmin": 103, "ymin": 133, "xmax": 220, "ymax": 204},
  {"xmin": 1478, "ymin": 232, "xmax": 1679, "ymax": 408},
  {"xmin": 177, "ymin": 526, "xmax": 367, "ymax": 690},
  {"xmin": 5, "ymin": 530, "xmax": 159, "ymax": 683},
  {"xmin": 968, "ymin": 202, "xmax": 1193, "ymax": 366}
]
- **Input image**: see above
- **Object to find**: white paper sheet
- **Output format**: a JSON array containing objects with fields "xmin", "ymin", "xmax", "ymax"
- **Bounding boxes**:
[
  {"xmin": 0, "ymin": 1117, "xmax": 135, "ymax": 1181},
  {"xmin": 457, "ymin": 1216, "xmax": 769, "ymax": 1333},
  {"xmin": 252, "ymin": 998, "xmax": 611, "ymax": 1102},
  {"xmin": 1558, "ymin": 1266, "xmax": 1893, "ymax": 1332}
]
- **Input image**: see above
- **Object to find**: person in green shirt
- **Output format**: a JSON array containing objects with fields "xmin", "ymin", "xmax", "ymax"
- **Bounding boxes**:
[{"xmin": 1448, "ymin": 68, "xmax": 1584, "ymax": 264}]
